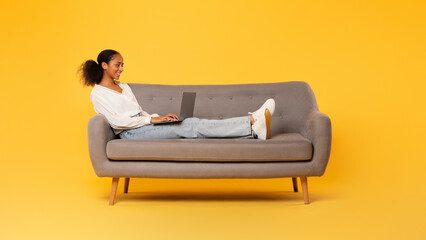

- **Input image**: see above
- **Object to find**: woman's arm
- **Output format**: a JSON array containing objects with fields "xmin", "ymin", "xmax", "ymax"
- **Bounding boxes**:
[{"xmin": 91, "ymin": 95, "xmax": 153, "ymax": 129}]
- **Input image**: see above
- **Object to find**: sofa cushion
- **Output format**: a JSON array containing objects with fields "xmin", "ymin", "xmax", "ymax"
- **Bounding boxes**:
[{"xmin": 106, "ymin": 133, "xmax": 312, "ymax": 162}]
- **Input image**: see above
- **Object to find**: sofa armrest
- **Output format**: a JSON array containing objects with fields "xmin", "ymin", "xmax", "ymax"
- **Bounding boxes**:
[
  {"xmin": 87, "ymin": 114, "xmax": 117, "ymax": 177},
  {"xmin": 299, "ymin": 110, "xmax": 332, "ymax": 176}
]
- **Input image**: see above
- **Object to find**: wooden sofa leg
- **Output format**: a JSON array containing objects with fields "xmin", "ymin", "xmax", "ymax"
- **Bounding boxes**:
[
  {"xmin": 300, "ymin": 177, "xmax": 310, "ymax": 204},
  {"xmin": 109, "ymin": 177, "xmax": 119, "ymax": 206},
  {"xmin": 124, "ymin": 178, "xmax": 130, "ymax": 193},
  {"xmin": 292, "ymin": 177, "xmax": 298, "ymax": 192}
]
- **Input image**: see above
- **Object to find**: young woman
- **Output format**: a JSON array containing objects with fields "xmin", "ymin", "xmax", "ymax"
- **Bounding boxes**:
[{"xmin": 78, "ymin": 49, "xmax": 275, "ymax": 140}]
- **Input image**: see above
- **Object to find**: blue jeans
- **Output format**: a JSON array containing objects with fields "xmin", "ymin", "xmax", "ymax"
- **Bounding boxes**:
[{"xmin": 119, "ymin": 113, "xmax": 254, "ymax": 139}]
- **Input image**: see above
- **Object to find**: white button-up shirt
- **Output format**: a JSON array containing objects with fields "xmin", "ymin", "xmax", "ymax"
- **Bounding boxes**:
[{"xmin": 90, "ymin": 81, "xmax": 159, "ymax": 135}]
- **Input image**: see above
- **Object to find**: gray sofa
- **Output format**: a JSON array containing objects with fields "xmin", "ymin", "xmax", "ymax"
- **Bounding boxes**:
[{"xmin": 87, "ymin": 81, "xmax": 332, "ymax": 205}]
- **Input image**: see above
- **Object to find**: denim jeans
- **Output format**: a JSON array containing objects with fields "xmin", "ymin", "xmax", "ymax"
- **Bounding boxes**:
[{"xmin": 119, "ymin": 113, "xmax": 254, "ymax": 139}]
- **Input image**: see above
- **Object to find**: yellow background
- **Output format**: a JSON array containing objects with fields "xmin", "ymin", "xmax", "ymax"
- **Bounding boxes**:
[{"xmin": 1, "ymin": 0, "xmax": 425, "ymax": 239}]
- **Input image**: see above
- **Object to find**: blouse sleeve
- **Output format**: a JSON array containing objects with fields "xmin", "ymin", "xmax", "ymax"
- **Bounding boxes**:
[
  {"xmin": 90, "ymin": 95, "xmax": 153, "ymax": 130},
  {"xmin": 141, "ymin": 110, "xmax": 159, "ymax": 118}
]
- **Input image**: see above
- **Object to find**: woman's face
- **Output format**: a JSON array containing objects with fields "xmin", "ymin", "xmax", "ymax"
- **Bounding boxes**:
[{"xmin": 102, "ymin": 54, "xmax": 124, "ymax": 80}]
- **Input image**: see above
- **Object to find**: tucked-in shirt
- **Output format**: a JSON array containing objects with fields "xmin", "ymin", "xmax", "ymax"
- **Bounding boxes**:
[{"xmin": 90, "ymin": 81, "xmax": 159, "ymax": 135}]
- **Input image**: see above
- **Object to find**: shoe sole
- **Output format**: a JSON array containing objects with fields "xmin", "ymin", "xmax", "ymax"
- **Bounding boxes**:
[{"xmin": 265, "ymin": 108, "xmax": 271, "ymax": 139}]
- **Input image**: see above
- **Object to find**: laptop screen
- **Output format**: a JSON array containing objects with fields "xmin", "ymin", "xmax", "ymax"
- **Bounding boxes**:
[{"xmin": 179, "ymin": 92, "xmax": 196, "ymax": 118}]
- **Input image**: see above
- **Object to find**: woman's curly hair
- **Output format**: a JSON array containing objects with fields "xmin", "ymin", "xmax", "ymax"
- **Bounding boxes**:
[{"xmin": 77, "ymin": 49, "xmax": 120, "ymax": 87}]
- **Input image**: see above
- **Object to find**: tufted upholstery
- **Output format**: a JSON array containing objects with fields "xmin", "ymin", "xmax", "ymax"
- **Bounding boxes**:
[{"xmin": 128, "ymin": 81, "xmax": 319, "ymax": 136}]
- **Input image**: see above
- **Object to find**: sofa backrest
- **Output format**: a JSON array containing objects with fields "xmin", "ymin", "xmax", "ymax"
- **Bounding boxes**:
[{"xmin": 128, "ymin": 81, "xmax": 319, "ymax": 135}]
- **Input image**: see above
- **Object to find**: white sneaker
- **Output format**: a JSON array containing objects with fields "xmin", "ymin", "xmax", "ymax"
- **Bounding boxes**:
[
  {"xmin": 249, "ymin": 99, "xmax": 275, "ymax": 140},
  {"xmin": 251, "ymin": 109, "xmax": 272, "ymax": 140}
]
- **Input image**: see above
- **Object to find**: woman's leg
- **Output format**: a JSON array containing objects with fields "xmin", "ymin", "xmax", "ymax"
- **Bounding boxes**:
[
  {"xmin": 119, "ymin": 116, "xmax": 253, "ymax": 139},
  {"xmin": 179, "ymin": 116, "xmax": 253, "ymax": 139},
  {"xmin": 119, "ymin": 122, "xmax": 182, "ymax": 139}
]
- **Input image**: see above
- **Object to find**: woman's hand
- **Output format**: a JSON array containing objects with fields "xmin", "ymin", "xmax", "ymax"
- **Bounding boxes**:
[{"xmin": 150, "ymin": 113, "xmax": 179, "ymax": 123}]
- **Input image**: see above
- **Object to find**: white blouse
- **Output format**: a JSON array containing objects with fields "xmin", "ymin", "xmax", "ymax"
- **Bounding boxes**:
[{"xmin": 90, "ymin": 81, "xmax": 159, "ymax": 135}]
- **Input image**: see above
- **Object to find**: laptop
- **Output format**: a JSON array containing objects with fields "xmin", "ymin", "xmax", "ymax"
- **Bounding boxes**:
[{"xmin": 152, "ymin": 92, "xmax": 196, "ymax": 125}]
